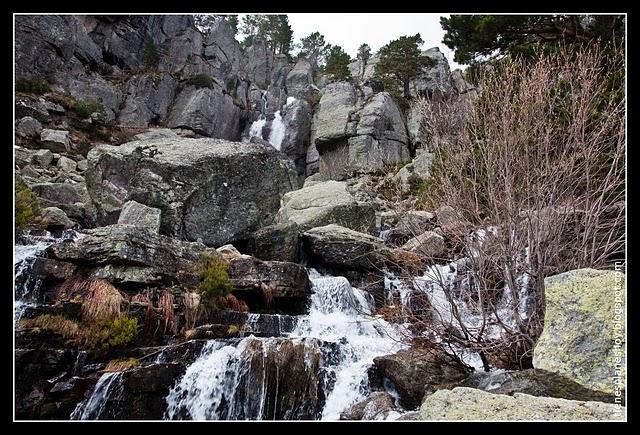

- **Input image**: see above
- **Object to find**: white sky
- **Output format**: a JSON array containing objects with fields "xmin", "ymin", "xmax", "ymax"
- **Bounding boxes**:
[{"xmin": 236, "ymin": 13, "xmax": 465, "ymax": 71}]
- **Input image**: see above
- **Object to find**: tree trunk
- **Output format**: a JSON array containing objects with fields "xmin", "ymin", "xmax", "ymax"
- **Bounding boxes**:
[{"xmin": 403, "ymin": 80, "xmax": 411, "ymax": 99}]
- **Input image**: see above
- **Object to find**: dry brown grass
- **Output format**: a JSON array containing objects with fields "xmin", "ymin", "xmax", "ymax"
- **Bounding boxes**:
[
  {"xmin": 104, "ymin": 357, "xmax": 139, "ymax": 372},
  {"xmin": 158, "ymin": 290, "xmax": 176, "ymax": 335},
  {"xmin": 18, "ymin": 314, "xmax": 80, "ymax": 339},
  {"xmin": 183, "ymin": 291, "xmax": 200, "ymax": 331},
  {"xmin": 220, "ymin": 293, "xmax": 249, "ymax": 313},
  {"xmin": 56, "ymin": 277, "xmax": 126, "ymax": 324}
]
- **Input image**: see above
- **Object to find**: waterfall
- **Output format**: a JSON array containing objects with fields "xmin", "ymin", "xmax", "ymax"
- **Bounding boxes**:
[
  {"xmin": 162, "ymin": 268, "xmax": 406, "ymax": 421},
  {"xmin": 14, "ymin": 230, "xmax": 81, "ymax": 320},
  {"xmin": 70, "ymin": 372, "xmax": 124, "ymax": 420},
  {"xmin": 246, "ymin": 96, "xmax": 297, "ymax": 151}
]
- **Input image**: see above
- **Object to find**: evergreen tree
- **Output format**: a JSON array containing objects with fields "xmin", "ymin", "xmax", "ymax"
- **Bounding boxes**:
[
  {"xmin": 441, "ymin": 15, "xmax": 625, "ymax": 65},
  {"xmin": 240, "ymin": 14, "xmax": 293, "ymax": 56},
  {"xmin": 374, "ymin": 34, "xmax": 435, "ymax": 99},
  {"xmin": 298, "ymin": 31, "xmax": 332, "ymax": 68},
  {"xmin": 356, "ymin": 43, "xmax": 371, "ymax": 75},
  {"xmin": 325, "ymin": 45, "xmax": 352, "ymax": 81}
]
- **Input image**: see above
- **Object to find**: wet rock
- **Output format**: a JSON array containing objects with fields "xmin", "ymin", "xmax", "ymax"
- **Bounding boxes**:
[
  {"xmin": 17, "ymin": 116, "xmax": 43, "ymax": 138},
  {"xmin": 373, "ymin": 347, "xmax": 470, "ymax": 409},
  {"xmin": 40, "ymin": 129, "xmax": 71, "ymax": 152},
  {"xmin": 210, "ymin": 311, "xmax": 298, "ymax": 337},
  {"xmin": 418, "ymin": 387, "xmax": 624, "ymax": 421},
  {"xmin": 228, "ymin": 256, "xmax": 311, "ymax": 314},
  {"xmin": 47, "ymin": 224, "xmax": 220, "ymax": 287},
  {"xmin": 533, "ymin": 269, "xmax": 626, "ymax": 395},
  {"xmin": 455, "ymin": 369, "xmax": 619, "ymax": 404},
  {"xmin": 117, "ymin": 200, "xmax": 161, "ymax": 234},
  {"xmin": 30, "ymin": 257, "xmax": 77, "ymax": 280},
  {"xmin": 302, "ymin": 224, "xmax": 391, "ymax": 272},
  {"xmin": 239, "ymin": 221, "xmax": 300, "ymax": 263},
  {"xmin": 276, "ymin": 180, "xmax": 376, "ymax": 234},
  {"xmin": 38, "ymin": 207, "xmax": 75, "ymax": 230},
  {"xmin": 85, "ymin": 137, "xmax": 298, "ymax": 246},
  {"xmin": 340, "ymin": 392, "xmax": 398, "ymax": 420}
]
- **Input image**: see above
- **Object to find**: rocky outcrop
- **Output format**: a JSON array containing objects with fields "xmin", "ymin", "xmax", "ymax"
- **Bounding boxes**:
[
  {"xmin": 38, "ymin": 207, "xmax": 76, "ymax": 230},
  {"xmin": 418, "ymin": 387, "xmax": 624, "ymax": 421},
  {"xmin": 275, "ymin": 181, "xmax": 376, "ymax": 234},
  {"xmin": 373, "ymin": 348, "xmax": 470, "ymax": 409},
  {"xmin": 228, "ymin": 256, "xmax": 312, "ymax": 314},
  {"xmin": 286, "ymin": 59, "xmax": 319, "ymax": 99},
  {"xmin": 409, "ymin": 47, "xmax": 453, "ymax": 98},
  {"xmin": 85, "ymin": 136, "xmax": 298, "ymax": 246},
  {"xmin": 533, "ymin": 269, "xmax": 626, "ymax": 396},
  {"xmin": 311, "ymin": 83, "xmax": 410, "ymax": 180},
  {"xmin": 46, "ymin": 224, "xmax": 220, "ymax": 287},
  {"xmin": 401, "ymin": 231, "xmax": 446, "ymax": 258},
  {"xmin": 456, "ymin": 369, "xmax": 618, "ymax": 404}
]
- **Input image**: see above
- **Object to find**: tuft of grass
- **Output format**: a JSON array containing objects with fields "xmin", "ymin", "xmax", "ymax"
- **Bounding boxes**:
[
  {"xmin": 104, "ymin": 357, "xmax": 139, "ymax": 372},
  {"xmin": 15, "ymin": 177, "xmax": 40, "ymax": 232},
  {"xmin": 18, "ymin": 314, "xmax": 80, "ymax": 339},
  {"xmin": 199, "ymin": 254, "xmax": 234, "ymax": 311},
  {"xmin": 55, "ymin": 277, "xmax": 125, "ymax": 323},
  {"xmin": 16, "ymin": 77, "xmax": 51, "ymax": 94},
  {"xmin": 184, "ymin": 74, "xmax": 216, "ymax": 89},
  {"xmin": 73, "ymin": 99, "xmax": 105, "ymax": 118},
  {"xmin": 143, "ymin": 41, "xmax": 160, "ymax": 69}
]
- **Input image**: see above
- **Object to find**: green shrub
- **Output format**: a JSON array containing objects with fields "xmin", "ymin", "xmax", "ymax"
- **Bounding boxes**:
[
  {"xmin": 15, "ymin": 178, "xmax": 40, "ymax": 231},
  {"xmin": 16, "ymin": 77, "xmax": 51, "ymax": 94},
  {"xmin": 82, "ymin": 315, "xmax": 138, "ymax": 350},
  {"xmin": 73, "ymin": 99, "xmax": 105, "ymax": 118},
  {"xmin": 185, "ymin": 74, "xmax": 215, "ymax": 89},
  {"xmin": 143, "ymin": 41, "xmax": 160, "ymax": 69},
  {"xmin": 199, "ymin": 254, "xmax": 234, "ymax": 310}
]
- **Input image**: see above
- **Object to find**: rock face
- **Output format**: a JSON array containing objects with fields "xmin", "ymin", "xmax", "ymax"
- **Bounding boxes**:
[
  {"xmin": 117, "ymin": 200, "xmax": 161, "ymax": 234},
  {"xmin": 276, "ymin": 181, "xmax": 376, "ymax": 234},
  {"xmin": 456, "ymin": 369, "xmax": 618, "ymax": 404},
  {"xmin": 85, "ymin": 136, "xmax": 298, "ymax": 246},
  {"xmin": 228, "ymin": 256, "xmax": 312, "ymax": 314},
  {"xmin": 311, "ymin": 83, "xmax": 410, "ymax": 180},
  {"xmin": 419, "ymin": 387, "xmax": 624, "ymax": 421},
  {"xmin": 47, "ymin": 224, "xmax": 220, "ymax": 287},
  {"xmin": 533, "ymin": 269, "xmax": 626, "ymax": 396},
  {"xmin": 373, "ymin": 348, "xmax": 470, "ymax": 409},
  {"xmin": 409, "ymin": 47, "xmax": 454, "ymax": 98}
]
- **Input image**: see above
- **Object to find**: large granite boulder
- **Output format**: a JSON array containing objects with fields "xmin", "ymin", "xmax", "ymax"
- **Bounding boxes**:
[
  {"xmin": 302, "ymin": 224, "xmax": 392, "ymax": 272},
  {"xmin": 85, "ymin": 137, "xmax": 298, "ymax": 247},
  {"xmin": 47, "ymin": 224, "xmax": 220, "ymax": 287},
  {"xmin": 275, "ymin": 181, "xmax": 376, "ymax": 234},
  {"xmin": 418, "ymin": 387, "xmax": 624, "ymax": 421},
  {"xmin": 228, "ymin": 256, "xmax": 312, "ymax": 314},
  {"xmin": 533, "ymin": 269, "xmax": 626, "ymax": 396},
  {"xmin": 373, "ymin": 348, "xmax": 470, "ymax": 409},
  {"xmin": 409, "ymin": 47, "xmax": 454, "ymax": 98},
  {"xmin": 117, "ymin": 200, "xmax": 161, "ymax": 234},
  {"xmin": 311, "ymin": 81, "xmax": 357, "ymax": 147}
]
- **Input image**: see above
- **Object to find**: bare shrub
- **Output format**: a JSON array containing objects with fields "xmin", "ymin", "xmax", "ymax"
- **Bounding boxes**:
[
  {"xmin": 158, "ymin": 290, "xmax": 177, "ymax": 335},
  {"xmin": 390, "ymin": 43, "xmax": 625, "ymax": 369},
  {"xmin": 183, "ymin": 291, "xmax": 200, "ymax": 331}
]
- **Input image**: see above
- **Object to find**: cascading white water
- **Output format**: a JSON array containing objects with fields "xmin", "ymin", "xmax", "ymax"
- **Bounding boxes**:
[
  {"xmin": 70, "ymin": 372, "xmax": 124, "ymax": 420},
  {"xmin": 246, "ymin": 96, "xmax": 297, "ymax": 151},
  {"xmin": 290, "ymin": 271, "xmax": 406, "ymax": 420},
  {"xmin": 14, "ymin": 230, "xmax": 81, "ymax": 320},
  {"xmin": 163, "ymin": 268, "xmax": 406, "ymax": 421}
]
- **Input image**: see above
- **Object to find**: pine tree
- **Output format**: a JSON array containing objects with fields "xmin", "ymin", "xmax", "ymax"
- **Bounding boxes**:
[
  {"xmin": 374, "ymin": 34, "xmax": 435, "ymax": 99},
  {"xmin": 298, "ymin": 31, "xmax": 332, "ymax": 69},
  {"xmin": 356, "ymin": 43, "xmax": 371, "ymax": 75},
  {"xmin": 325, "ymin": 45, "xmax": 352, "ymax": 81}
]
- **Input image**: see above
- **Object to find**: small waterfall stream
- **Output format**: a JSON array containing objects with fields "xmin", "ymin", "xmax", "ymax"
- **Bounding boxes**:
[
  {"xmin": 245, "ymin": 96, "xmax": 296, "ymax": 151},
  {"xmin": 161, "ymin": 269, "xmax": 406, "ymax": 420}
]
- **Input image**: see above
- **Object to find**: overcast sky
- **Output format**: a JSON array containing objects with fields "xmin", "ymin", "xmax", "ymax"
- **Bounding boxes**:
[{"xmin": 236, "ymin": 13, "xmax": 465, "ymax": 71}]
